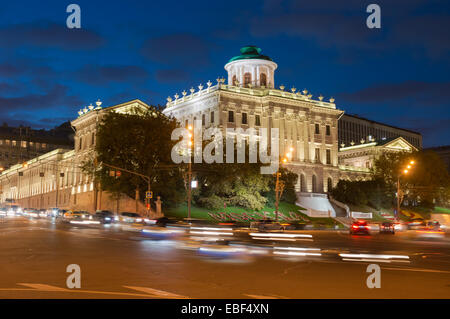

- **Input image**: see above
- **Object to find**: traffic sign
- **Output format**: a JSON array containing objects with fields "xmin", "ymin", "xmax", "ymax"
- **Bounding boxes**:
[{"xmin": 146, "ymin": 191, "xmax": 153, "ymax": 199}]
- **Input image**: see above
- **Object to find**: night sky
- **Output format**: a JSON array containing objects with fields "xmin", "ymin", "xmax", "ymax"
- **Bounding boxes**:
[{"xmin": 0, "ymin": 0, "xmax": 449, "ymax": 147}]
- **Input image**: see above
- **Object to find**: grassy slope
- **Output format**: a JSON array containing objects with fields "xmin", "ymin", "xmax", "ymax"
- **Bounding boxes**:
[{"xmin": 166, "ymin": 202, "xmax": 337, "ymax": 226}]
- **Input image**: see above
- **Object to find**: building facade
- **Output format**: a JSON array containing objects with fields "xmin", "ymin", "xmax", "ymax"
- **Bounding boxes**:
[
  {"xmin": 339, "ymin": 114, "xmax": 422, "ymax": 150},
  {"xmin": 0, "ymin": 122, "xmax": 73, "ymax": 171},
  {"xmin": 339, "ymin": 137, "xmax": 418, "ymax": 175},
  {"xmin": 163, "ymin": 46, "xmax": 358, "ymax": 194},
  {"xmin": 0, "ymin": 100, "xmax": 153, "ymax": 215}
]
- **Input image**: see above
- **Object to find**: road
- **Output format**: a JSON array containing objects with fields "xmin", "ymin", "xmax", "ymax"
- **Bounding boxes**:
[{"xmin": 0, "ymin": 216, "xmax": 449, "ymax": 299}]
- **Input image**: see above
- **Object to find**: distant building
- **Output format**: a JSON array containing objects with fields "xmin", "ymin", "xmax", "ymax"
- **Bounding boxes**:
[
  {"xmin": 0, "ymin": 122, "xmax": 74, "ymax": 171},
  {"xmin": 339, "ymin": 137, "xmax": 418, "ymax": 173},
  {"xmin": 339, "ymin": 114, "xmax": 422, "ymax": 150},
  {"xmin": 424, "ymin": 145, "xmax": 450, "ymax": 172}
]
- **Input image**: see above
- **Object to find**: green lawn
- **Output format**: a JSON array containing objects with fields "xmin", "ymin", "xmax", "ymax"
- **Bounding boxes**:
[
  {"xmin": 165, "ymin": 202, "xmax": 337, "ymax": 227},
  {"xmin": 435, "ymin": 206, "xmax": 450, "ymax": 214}
]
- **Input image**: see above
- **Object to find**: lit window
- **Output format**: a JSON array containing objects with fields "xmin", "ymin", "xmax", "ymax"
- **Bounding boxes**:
[{"xmin": 21, "ymin": 141, "xmax": 27, "ymax": 148}]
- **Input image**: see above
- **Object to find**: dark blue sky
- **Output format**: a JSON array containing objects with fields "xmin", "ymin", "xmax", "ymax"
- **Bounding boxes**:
[{"xmin": 0, "ymin": 0, "xmax": 449, "ymax": 147}]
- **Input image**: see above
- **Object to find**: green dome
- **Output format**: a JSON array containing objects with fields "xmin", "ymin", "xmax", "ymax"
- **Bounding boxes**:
[{"xmin": 228, "ymin": 46, "xmax": 273, "ymax": 63}]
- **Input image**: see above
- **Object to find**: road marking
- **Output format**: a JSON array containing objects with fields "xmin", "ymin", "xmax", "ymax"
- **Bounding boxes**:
[
  {"xmin": 123, "ymin": 286, "xmax": 189, "ymax": 299},
  {"xmin": 18, "ymin": 283, "xmax": 68, "ymax": 291},
  {"xmin": 0, "ymin": 283, "xmax": 185, "ymax": 298}
]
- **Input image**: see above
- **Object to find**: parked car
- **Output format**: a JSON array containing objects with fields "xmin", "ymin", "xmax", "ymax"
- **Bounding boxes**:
[
  {"xmin": 349, "ymin": 220, "xmax": 370, "ymax": 235},
  {"xmin": 250, "ymin": 219, "xmax": 285, "ymax": 231},
  {"xmin": 380, "ymin": 222, "xmax": 395, "ymax": 234},
  {"xmin": 93, "ymin": 210, "xmax": 115, "ymax": 224}
]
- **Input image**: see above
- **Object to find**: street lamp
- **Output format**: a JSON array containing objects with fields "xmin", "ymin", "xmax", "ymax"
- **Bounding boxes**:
[
  {"xmin": 274, "ymin": 148, "xmax": 294, "ymax": 222},
  {"xmin": 396, "ymin": 159, "xmax": 416, "ymax": 221}
]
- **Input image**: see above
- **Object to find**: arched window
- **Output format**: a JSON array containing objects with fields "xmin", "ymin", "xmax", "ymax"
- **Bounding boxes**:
[
  {"xmin": 312, "ymin": 175, "xmax": 317, "ymax": 193},
  {"xmin": 327, "ymin": 177, "xmax": 333, "ymax": 192},
  {"xmin": 260, "ymin": 73, "xmax": 267, "ymax": 87},
  {"xmin": 244, "ymin": 73, "xmax": 251, "ymax": 87},
  {"xmin": 300, "ymin": 174, "xmax": 306, "ymax": 192},
  {"xmin": 232, "ymin": 75, "xmax": 237, "ymax": 86}
]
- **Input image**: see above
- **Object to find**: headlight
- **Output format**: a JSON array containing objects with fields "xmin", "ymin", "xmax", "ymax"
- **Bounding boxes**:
[
  {"xmin": 89, "ymin": 215, "xmax": 93, "ymax": 220},
  {"xmin": 114, "ymin": 216, "xmax": 119, "ymax": 221},
  {"xmin": 105, "ymin": 217, "xmax": 111, "ymax": 221},
  {"xmin": 136, "ymin": 218, "xmax": 142, "ymax": 222}
]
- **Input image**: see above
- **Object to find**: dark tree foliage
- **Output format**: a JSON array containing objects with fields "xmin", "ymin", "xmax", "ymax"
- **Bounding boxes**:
[
  {"xmin": 190, "ymin": 139, "xmax": 298, "ymax": 211},
  {"xmin": 374, "ymin": 150, "xmax": 450, "ymax": 207},
  {"xmin": 93, "ymin": 107, "xmax": 185, "ymax": 208},
  {"xmin": 330, "ymin": 178, "xmax": 393, "ymax": 209}
]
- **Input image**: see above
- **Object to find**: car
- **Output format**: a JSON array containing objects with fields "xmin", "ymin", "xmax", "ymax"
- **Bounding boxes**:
[
  {"xmin": 93, "ymin": 210, "xmax": 115, "ymax": 224},
  {"xmin": 407, "ymin": 218, "xmax": 426, "ymax": 230},
  {"xmin": 250, "ymin": 219, "xmax": 285, "ymax": 232},
  {"xmin": 416, "ymin": 221, "xmax": 445, "ymax": 239},
  {"xmin": 380, "ymin": 222, "xmax": 395, "ymax": 234},
  {"xmin": 0, "ymin": 207, "xmax": 7, "ymax": 217},
  {"xmin": 118, "ymin": 212, "xmax": 144, "ymax": 224},
  {"xmin": 350, "ymin": 220, "xmax": 370, "ymax": 235},
  {"xmin": 24, "ymin": 208, "xmax": 40, "ymax": 218},
  {"xmin": 63, "ymin": 211, "xmax": 84, "ymax": 220},
  {"xmin": 6, "ymin": 205, "xmax": 22, "ymax": 216},
  {"xmin": 143, "ymin": 216, "xmax": 178, "ymax": 227},
  {"xmin": 38, "ymin": 209, "xmax": 49, "ymax": 218}
]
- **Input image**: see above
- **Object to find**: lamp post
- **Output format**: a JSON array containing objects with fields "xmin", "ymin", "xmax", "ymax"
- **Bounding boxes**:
[
  {"xmin": 396, "ymin": 160, "xmax": 415, "ymax": 221},
  {"xmin": 275, "ymin": 147, "xmax": 294, "ymax": 222}
]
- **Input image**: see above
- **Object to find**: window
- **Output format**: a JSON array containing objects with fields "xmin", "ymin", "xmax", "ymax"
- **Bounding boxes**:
[
  {"xmin": 12, "ymin": 140, "xmax": 16, "ymax": 147},
  {"xmin": 255, "ymin": 115, "xmax": 261, "ymax": 126},
  {"xmin": 242, "ymin": 112, "xmax": 248, "ymax": 125},
  {"xmin": 42, "ymin": 143, "xmax": 46, "ymax": 149},
  {"xmin": 315, "ymin": 123, "xmax": 320, "ymax": 135},
  {"xmin": 315, "ymin": 148, "xmax": 320, "ymax": 162},
  {"xmin": 260, "ymin": 73, "xmax": 267, "ymax": 87},
  {"xmin": 21, "ymin": 141, "xmax": 27, "ymax": 148},
  {"xmin": 300, "ymin": 174, "xmax": 306, "ymax": 192},
  {"xmin": 244, "ymin": 73, "xmax": 251, "ymax": 87},
  {"xmin": 312, "ymin": 175, "xmax": 317, "ymax": 193},
  {"xmin": 326, "ymin": 125, "xmax": 331, "ymax": 136},
  {"xmin": 326, "ymin": 149, "xmax": 331, "ymax": 165},
  {"xmin": 202, "ymin": 114, "xmax": 206, "ymax": 126},
  {"xmin": 210, "ymin": 111, "xmax": 214, "ymax": 124},
  {"xmin": 327, "ymin": 178, "xmax": 333, "ymax": 192},
  {"xmin": 92, "ymin": 133, "xmax": 95, "ymax": 145},
  {"xmin": 232, "ymin": 75, "xmax": 237, "ymax": 86},
  {"xmin": 228, "ymin": 111, "xmax": 234, "ymax": 123},
  {"xmin": 79, "ymin": 138, "xmax": 82, "ymax": 150},
  {"xmin": 0, "ymin": 140, "xmax": 2, "ymax": 145},
  {"xmin": 185, "ymin": 119, "xmax": 189, "ymax": 128}
]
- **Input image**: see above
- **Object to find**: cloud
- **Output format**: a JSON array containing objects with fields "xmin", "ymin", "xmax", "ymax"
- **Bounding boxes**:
[
  {"xmin": 0, "ymin": 22, "xmax": 105, "ymax": 50},
  {"xmin": 338, "ymin": 81, "xmax": 450, "ymax": 107},
  {"xmin": 141, "ymin": 33, "xmax": 212, "ymax": 67},
  {"xmin": 0, "ymin": 84, "xmax": 82, "ymax": 112},
  {"xmin": 155, "ymin": 69, "xmax": 189, "ymax": 83},
  {"xmin": 75, "ymin": 65, "xmax": 149, "ymax": 85}
]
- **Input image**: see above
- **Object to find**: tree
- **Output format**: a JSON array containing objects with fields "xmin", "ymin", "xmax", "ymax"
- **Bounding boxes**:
[
  {"xmin": 373, "ymin": 150, "xmax": 450, "ymax": 208},
  {"xmin": 91, "ymin": 106, "xmax": 185, "ymax": 208},
  {"xmin": 190, "ymin": 139, "xmax": 297, "ymax": 211}
]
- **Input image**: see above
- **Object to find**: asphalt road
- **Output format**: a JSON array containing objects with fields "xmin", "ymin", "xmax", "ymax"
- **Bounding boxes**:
[{"xmin": 0, "ymin": 216, "xmax": 449, "ymax": 299}]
